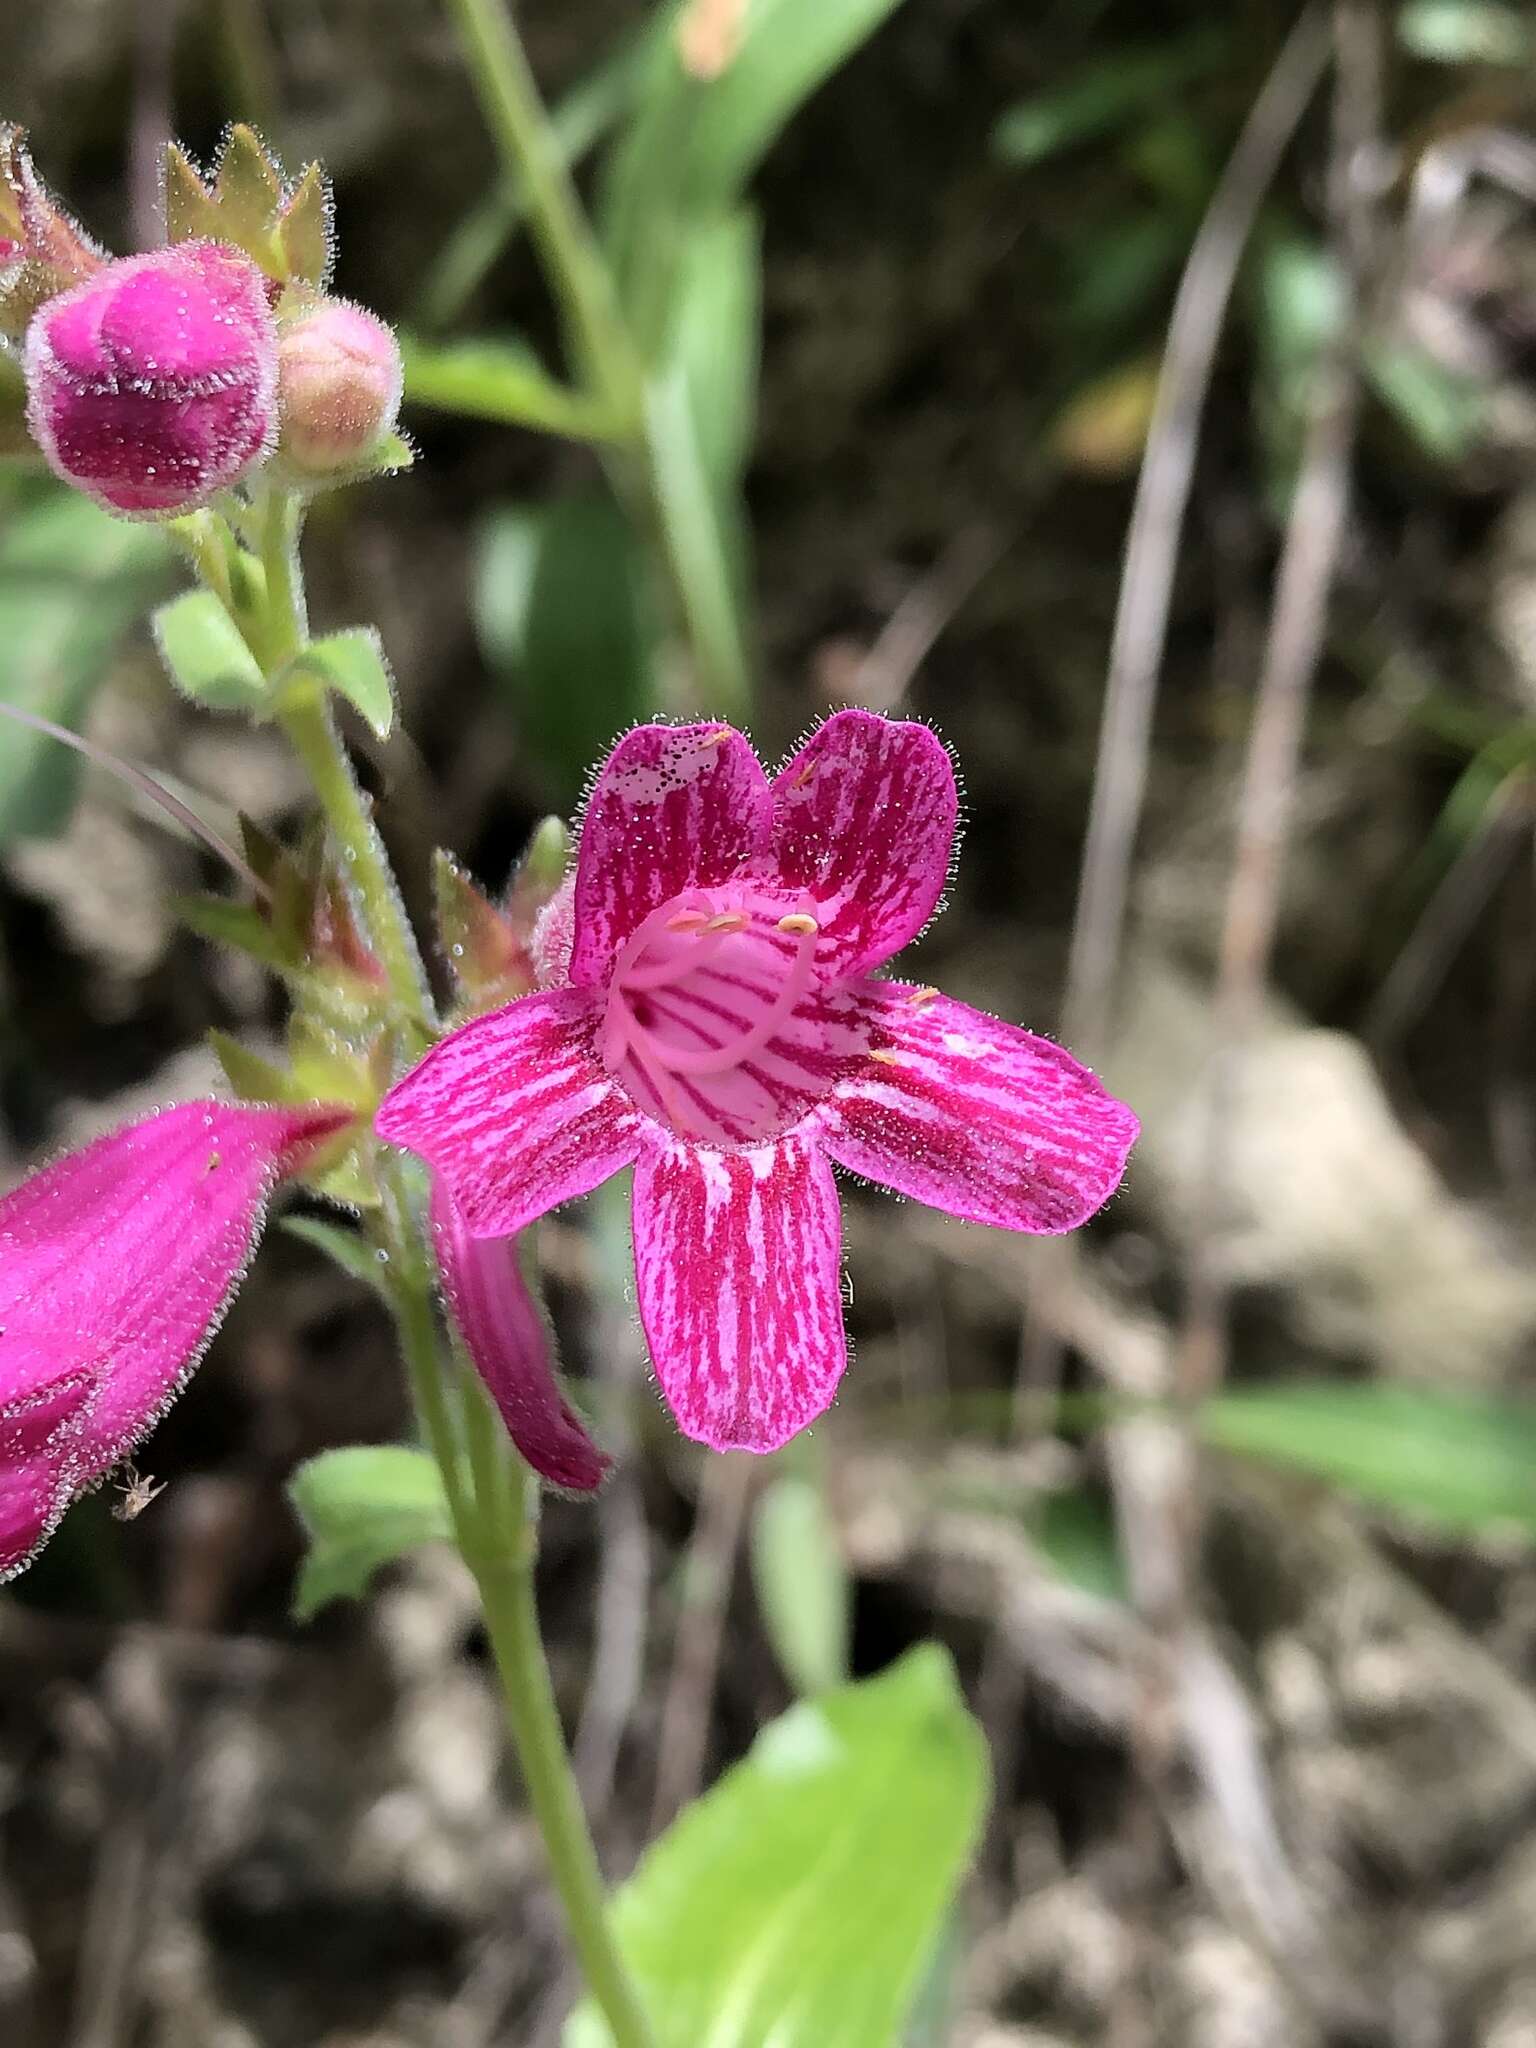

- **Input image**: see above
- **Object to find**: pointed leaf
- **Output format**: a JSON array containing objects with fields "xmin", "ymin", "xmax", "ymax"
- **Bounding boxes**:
[
  {"xmin": 281, "ymin": 1214, "xmax": 391, "ymax": 1298},
  {"xmin": 285, "ymin": 628, "xmax": 396, "ymax": 739},
  {"xmin": 565, "ymin": 1646, "xmax": 988, "ymax": 2048},
  {"xmin": 212, "ymin": 123, "xmax": 284, "ymax": 250},
  {"xmin": 163, "ymin": 142, "xmax": 220, "ymax": 243},
  {"xmin": 276, "ymin": 161, "xmax": 334, "ymax": 285},
  {"xmin": 210, "ymin": 1029, "xmax": 299, "ymax": 1105},
  {"xmin": 399, "ymin": 332, "xmax": 623, "ymax": 444},
  {"xmin": 289, "ymin": 1445, "xmax": 452, "ymax": 1620},
  {"xmin": 153, "ymin": 588, "xmax": 269, "ymax": 713}
]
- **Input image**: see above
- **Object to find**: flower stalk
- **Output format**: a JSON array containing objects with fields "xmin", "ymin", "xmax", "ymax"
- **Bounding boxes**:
[{"xmin": 183, "ymin": 495, "xmax": 657, "ymax": 2048}]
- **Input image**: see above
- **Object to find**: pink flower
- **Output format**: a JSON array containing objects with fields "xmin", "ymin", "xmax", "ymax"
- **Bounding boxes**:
[
  {"xmin": 431, "ymin": 1184, "xmax": 609, "ymax": 1493},
  {"xmin": 0, "ymin": 1099, "xmax": 350, "ymax": 1579},
  {"xmin": 273, "ymin": 296, "xmax": 403, "ymax": 482},
  {"xmin": 377, "ymin": 712, "xmax": 1138, "ymax": 1456},
  {"xmin": 24, "ymin": 239, "xmax": 278, "ymax": 516}
]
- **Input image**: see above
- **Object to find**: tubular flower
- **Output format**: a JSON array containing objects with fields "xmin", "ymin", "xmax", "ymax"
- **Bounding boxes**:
[
  {"xmin": 430, "ymin": 1183, "xmax": 609, "ymax": 1494},
  {"xmin": 24, "ymin": 238, "xmax": 278, "ymax": 516},
  {"xmin": 377, "ymin": 712, "xmax": 1139, "ymax": 1456},
  {"xmin": 0, "ymin": 1099, "xmax": 350, "ymax": 1579}
]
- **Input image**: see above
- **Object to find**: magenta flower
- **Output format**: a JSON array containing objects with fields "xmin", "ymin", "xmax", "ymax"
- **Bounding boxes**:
[
  {"xmin": 377, "ymin": 712, "xmax": 1138, "ymax": 1456},
  {"xmin": 431, "ymin": 1184, "xmax": 609, "ymax": 1494},
  {"xmin": 0, "ymin": 1099, "xmax": 350, "ymax": 1579},
  {"xmin": 24, "ymin": 238, "xmax": 278, "ymax": 516}
]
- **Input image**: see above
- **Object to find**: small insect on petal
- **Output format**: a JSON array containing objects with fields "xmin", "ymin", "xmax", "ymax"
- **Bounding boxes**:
[
  {"xmin": 110, "ymin": 1461, "xmax": 168, "ymax": 1522},
  {"xmin": 869, "ymin": 1047, "xmax": 904, "ymax": 1066},
  {"xmin": 701, "ymin": 727, "xmax": 734, "ymax": 747}
]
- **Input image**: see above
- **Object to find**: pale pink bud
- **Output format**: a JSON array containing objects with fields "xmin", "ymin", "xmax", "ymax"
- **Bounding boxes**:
[
  {"xmin": 23, "ymin": 239, "xmax": 278, "ymax": 517},
  {"xmin": 273, "ymin": 297, "xmax": 402, "ymax": 481}
]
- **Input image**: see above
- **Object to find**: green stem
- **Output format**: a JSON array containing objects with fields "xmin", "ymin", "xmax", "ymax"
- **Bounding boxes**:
[
  {"xmin": 440, "ymin": 0, "xmax": 643, "ymax": 431},
  {"xmin": 378, "ymin": 1165, "xmax": 656, "ymax": 2048},
  {"xmin": 276, "ymin": 686, "xmax": 433, "ymax": 1034}
]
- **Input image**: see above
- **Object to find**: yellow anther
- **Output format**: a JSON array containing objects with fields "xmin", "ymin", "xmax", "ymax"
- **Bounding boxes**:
[
  {"xmin": 702, "ymin": 911, "xmax": 749, "ymax": 933},
  {"xmin": 777, "ymin": 912, "xmax": 820, "ymax": 936},
  {"xmin": 905, "ymin": 985, "xmax": 939, "ymax": 1007},
  {"xmin": 701, "ymin": 727, "xmax": 733, "ymax": 746},
  {"xmin": 666, "ymin": 909, "xmax": 710, "ymax": 931},
  {"xmin": 791, "ymin": 761, "xmax": 817, "ymax": 790},
  {"xmin": 869, "ymin": 1047, "xmax": 903, "ymax": 1066}
]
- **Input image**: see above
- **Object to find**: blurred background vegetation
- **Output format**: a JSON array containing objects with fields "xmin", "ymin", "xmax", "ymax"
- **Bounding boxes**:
[{"xmin": 6, "ymin": 0, "xmax": 1536, "ymax": 2042}]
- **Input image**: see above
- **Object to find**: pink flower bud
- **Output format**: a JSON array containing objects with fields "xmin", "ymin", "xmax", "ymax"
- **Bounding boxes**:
[
  {"xmin": 273, "ymin": 297, "xmax": 402, "ymax": 481},
  {"xmin": 23, "ymin": 239, "xmax": 278, "ymax": 517}
]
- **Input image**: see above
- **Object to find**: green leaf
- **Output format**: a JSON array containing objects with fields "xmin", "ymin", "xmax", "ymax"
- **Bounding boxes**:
[
  {"xmin": 285, "ymin": 628, "xmax": 396, "ymax": 740},
  {"xmin": 565, "ymin": 1645, "xmax": 989, "ymax": 2048},
  {"xmin": 992, "ymin": 33, "xmax": 1223, "ymax": 168},
  {"xmin": 1200, "ymin": 1383, "xmax": 1536, "ymax": 1537},
  {"xmin": 1366, "ymin": 341, "xmax": 1486, "ymax": 464},
  {"xmin": 0, "ymin": 482, "xmax": 176, "ymax": 844},
  {"xmin": 209, "ymin": 1029, "xmax": 296, "ymax": 1104},
  {"xmin": 281, "ymin": 1215, "xmax": 392, "ymax": 1299},
  {"xmin": 174, "ymin": 894, "xmax": 292, "ymax": 971},
  {"xmin": 399, "ymin": 333, "xmax": 624, "ymax": 444},
  {"xmin": 288, "ymin": 1445, "xmax": 452, "ymax": 1621},
  {"xmin": 1398, "ymin": 1, "xmax": 1530, "ymax": 65},
  {"xmin": 750, "ymin": 1473, "xmax": 850, "ymax": 1696},
  {"xmin": 668, "ymin": 208, "xmax": 761, "ymax": 496},
  {"xmin": 474, "ymin": 494, "xmax": 655, "ymax": 801},
  {"xmin": 644, "ymin": 368, "xmax": 753, "ymax": 716},
  {"xmin": 1034, "ymin": 1488, "xmax": 1128, "ymax": 1603},
  {"xmin": 152, "ymin": 588, "xmax": 269, "ymax": 713}
]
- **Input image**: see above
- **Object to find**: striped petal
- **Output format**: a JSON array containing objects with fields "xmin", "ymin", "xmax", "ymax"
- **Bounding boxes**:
[
  {"xmin": 632, "ymin": 1135, "xmax": 847, "ymax": 1453},
  {"xmin": 822, "ymin": 984, "xmax": 1138, "ymax": 1231},
  {"xmin": 376, "ymin": 987, "xmax": 641, "ymax": 1236},
  {"xmin": 431, "ymin": 1184, "xmax": 609, "ymax": 1494},
  {"xmin": 770, "ymin": 710, "xmax": 958, "ymax": 976},
  {"xmin": 570, "ymin": 723, "xmax": 773, "ymax": 987}
]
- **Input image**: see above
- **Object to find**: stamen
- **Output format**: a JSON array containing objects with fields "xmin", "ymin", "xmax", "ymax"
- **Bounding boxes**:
[
  {"xmin": 666, "ymin": 909, "xmax": 711, "ymax": 931},
  {"xmin": 702, "ymin": 911, "xmax": 748, "ymax": 933},
  {"xmin": 777, "ymin": 912, "xmax": 819, "ymax": 935},
  {"xmin": 905, "ymin": 985, "xmax": 939, "ymax": 1007}
]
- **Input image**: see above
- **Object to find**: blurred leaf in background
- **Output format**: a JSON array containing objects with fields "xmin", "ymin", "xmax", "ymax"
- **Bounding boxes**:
[
  {"xmin": 751, "ymin": 1469, "xmax": 850, "ymax": 1696},
  {"xmin": 473, "ymin": 493, "xmax": 656, "ymax": 803},
  {"xmin": 1201, "ymin": 1383, "xmax": 1536, "ymax": 1538},
  {"xmin": 0, "ymin": 478, "xmax": 176, "ymax": 844},
  {"xmin": 565, "ymin": 1644, "xmax": 988, "ymax": 2048}
]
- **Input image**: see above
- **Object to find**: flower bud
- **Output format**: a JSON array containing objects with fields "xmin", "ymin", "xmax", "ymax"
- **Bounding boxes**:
[
  {"xmin": 273, "ymin": 297, "xmax": 401, "ymax": 482},
  {"xmin": 24, "ymin": 239, "xmax": 277, "ymax": 517}
]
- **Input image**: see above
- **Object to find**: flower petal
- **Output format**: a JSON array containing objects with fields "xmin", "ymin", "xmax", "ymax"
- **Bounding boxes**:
[
  {"xmin": 376, "ymin": 987, "xmax": 641, "ymax": 1236},
  {"xmin": 821, "ymin": 985, "xmax": 1138, "ymax": 1231},
  {"xmin": 0, "ymin": 1367, "xmax": 93, "ymax": 1583},
  {"xmin": 430, "ymin": 1183, "xmax": 609, "ymax": 1494},
  {"xmin": 0, "ymin": 1100, "xmax": 350, "ymax": 1572},
  {"xmin": 632, "ymin": 1135, "xmax": 846, "ymax": 1453},
  {"xmin": 770, "ymin": 709, "xmax": 958, "ymax": 975},
  {"xmin": 570, "ymin": 723, "xmax": 773, "ymax": 987}
]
